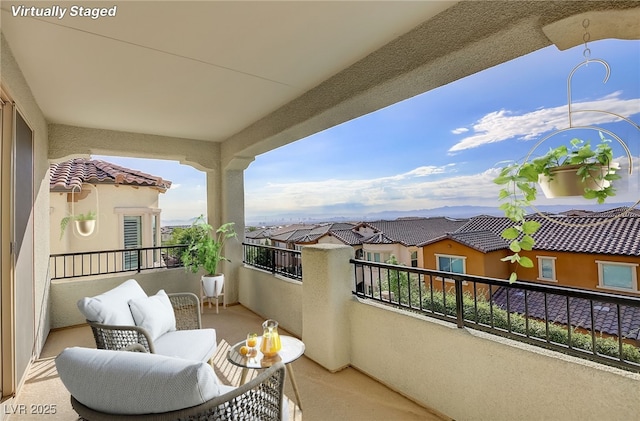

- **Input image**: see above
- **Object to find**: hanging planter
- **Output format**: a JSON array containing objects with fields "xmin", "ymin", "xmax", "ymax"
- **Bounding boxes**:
[
  {"xmin": 60, "ymin": 211, "xmax": 97, "ymax": 239},
  {"xmin": 75, "ymin": 212, "xmax": 97, "ymax": 236},
  {"xmin": 59, "ymin": 183, "xmax": 99, "ymax": 239},
  {"xmin": 493, "ymin": 52, "xmax": 638, "ymax": 284},
  {"xmin": 538, "ymin": 163, "xmax": 614, "ymax": 198}
]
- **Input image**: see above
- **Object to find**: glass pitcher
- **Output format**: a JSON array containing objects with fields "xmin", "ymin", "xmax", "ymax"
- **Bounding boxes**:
[{"xmin": 260, "ymin": 319, "xmax": 282, "ymax": 357}]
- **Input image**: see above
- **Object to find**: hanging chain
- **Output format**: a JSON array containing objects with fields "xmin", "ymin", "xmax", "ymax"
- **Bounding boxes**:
[{"xmin": 582, "ymin": 18, "xmax": 591, "ymax": 60}]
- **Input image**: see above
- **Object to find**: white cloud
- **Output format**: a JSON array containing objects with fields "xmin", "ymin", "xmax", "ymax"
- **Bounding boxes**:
[
  {"xmin": 246, "ymin": 164, "xmax": 507, "ymax": 216},
  {"xmin": 246, "ymin": 155, "xmax": 640, "ymax": 219},
  {"xmin": 170, "ymin": 183, "xmax": 181, "ymax": 190},
  {"xmin": 448, "ymin": 94, "xmax": 640, "ymax": 153},
  {"xmin": 451, "ymin": 127, "xmax": 469, "ymax": 134}
]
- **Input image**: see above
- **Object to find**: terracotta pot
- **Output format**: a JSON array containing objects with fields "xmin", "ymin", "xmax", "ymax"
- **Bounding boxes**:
[
  {"xmin": 538, "ymin": 164, "xmax": 611, "ymax": 198},
  {"xmin": 75, "ymin": 219, "xmax": 96, "ymax": 236},
  {"xmin": 202, "ymin": 274, "xmax": 224, "ymax": 297}
]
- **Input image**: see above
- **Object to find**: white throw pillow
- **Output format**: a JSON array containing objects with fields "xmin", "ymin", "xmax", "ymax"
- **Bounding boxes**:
[
  {"xmin": 77, "ymin": 279, "xmax": 147, "ymax": 325},
  {"xmin": 55, "ymin": 347, "xmax": 221, "ymax": 415},
  {"xmin": 129, "ymin": 289, "xmax": 176, "ymax": 341}
]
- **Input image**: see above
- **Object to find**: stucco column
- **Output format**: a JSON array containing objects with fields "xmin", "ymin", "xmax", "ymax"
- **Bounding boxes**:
[
  {"xmin": 219, "ymin": 166, "xmax": 247, "ymax": 304},
  {"xmin": 302, "ymin": 244, "xmax": 354, "ymax": 372}
]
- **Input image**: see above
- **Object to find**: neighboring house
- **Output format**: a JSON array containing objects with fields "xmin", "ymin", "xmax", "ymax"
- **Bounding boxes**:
[
  {"xmin": 49, "ymin": 158, "xmax": 172, "ymax": 269},
  {"xmin": 420, "ymin": 211, "xmax": 640, "ymax": 344},
  {"xmin": 345, "ymin": 217, "xmax": 469, "ymax": 294},
  {"xmin": 421, "ymin": 213, "xmax": 640, "ymax": 295},
  {"xmin": 244, "ymin": 227, "xmax": 273, "ymax": 246},
  {"xmin": 316, "ymin": 225, "xmax": 366, "ymax": 258},
  {"xmin": 362, "ymin": 217, "xmax": 469, "ymax": 268},
  {"xmin": 268, "ymin": 224, "xmax": 316, "ymax": 249}
]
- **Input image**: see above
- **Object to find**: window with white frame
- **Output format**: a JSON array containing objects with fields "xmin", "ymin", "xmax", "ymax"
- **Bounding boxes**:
[
  {"xmin": 435, "ymin": 254, "xmax": 466, "ymax": 277},
  {"xmin": 366, "ymin": 251, "xmax": 390, "ymax": 263},
  {"xmin": 123, "ymin": 215, "xmax": 142, "ymax": 270},
  {"xmin": 411, "ymin": 250, "xmax": 418, "ymax": 267},
  {"xmin": 596, "ymin": 261, "xmax": 639, "ymax": 292},
  {"xmin": 537, "ymin": 256, "xmax": 557, "ymax": 281},
  {"xmin": 116, "ymin": 208, "xmax": 162, "ymax": 270}
]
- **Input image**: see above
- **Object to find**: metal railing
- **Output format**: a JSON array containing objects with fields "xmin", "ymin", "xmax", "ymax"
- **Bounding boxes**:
[
  {"xmin": 351, "ymin": 258, "xmax": 640, "ymax": 372},
  {"xmin": 242, "ymin": 243, "xmax": 302, "ymax": 280},
  {"xmin": 50, "ymin": 245, "xmax": 187, "ymax": 280}
]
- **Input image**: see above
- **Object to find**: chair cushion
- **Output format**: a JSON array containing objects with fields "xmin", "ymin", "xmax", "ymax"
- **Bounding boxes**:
[
  {"xmin": 55, "ymin": 347, "xmax": 222, "ymax": 415},
  {"xmin": 77, "ymin": 279, "xmax": 147, "ymax": 325},
  {"xmin": 154, "ymin": 328, "xmax": 217, "ymax": 362},
  {"xmin": 128, "ymin": 289, "xmax": 176, "ymax": 341}
]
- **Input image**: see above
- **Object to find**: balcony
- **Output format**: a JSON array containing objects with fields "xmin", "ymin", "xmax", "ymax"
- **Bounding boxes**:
[
  {"xmin": 14, "ymin": 244, "xmax": 640, "ymax": 421},
  {"xmin": 13, "ymin": 305, "xmax": 444, "ymax": 421}
]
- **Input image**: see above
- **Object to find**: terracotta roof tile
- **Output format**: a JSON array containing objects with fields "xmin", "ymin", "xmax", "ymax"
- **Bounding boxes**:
[
  {"xmin": 492, "ymin": 287, "xmax": 640, "ymax": 340},
  {"xmin": 444, "ymin": 230, "xmax": 507, "ymax": 252},
  {"xmin": 50, "ymin": 158, "xmax": 171, "ymax": 192},
  {"xmin": 364, "ymin": 217, "xmax": 469, "ymax": 246},
  {"xmin": 328, "ymin": 229, "xmax": 365, "ymax": 245},
  {"xmin": 245, "ymin": 228, "xmax": 272, "ymax": 240},
  {"xmin": 453, "ymin": 214, "xmax": 640, "ymax": 256}
]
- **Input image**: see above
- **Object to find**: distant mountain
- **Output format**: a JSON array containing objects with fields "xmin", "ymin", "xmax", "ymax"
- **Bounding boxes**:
[
  {"xmin": 161, "ymin": 216, "xmax": 199, "ymax": 227},
  {"xmin": 244, "ymin": 202, "xmax": 636, "ymax": 226}
]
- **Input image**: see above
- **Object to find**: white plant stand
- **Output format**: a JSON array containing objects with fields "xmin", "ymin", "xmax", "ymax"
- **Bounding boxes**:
[{"xmin": 201, "ymin": 274, "xmax": 225, "ymax": 314}]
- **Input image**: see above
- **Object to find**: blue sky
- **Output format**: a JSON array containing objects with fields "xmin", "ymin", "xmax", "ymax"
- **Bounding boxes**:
[{"xmin": 95, "ymin": 39, "xmax": 640, "ymax": 225}]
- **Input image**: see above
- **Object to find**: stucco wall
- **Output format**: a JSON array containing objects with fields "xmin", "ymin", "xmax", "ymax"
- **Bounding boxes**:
[
  {"xmin": 50, "ymin": 183, "xmax": 161, "ymax": 254},
  {"xmin": 242, "ymin": 244, "xmax": 640, "ymax": 421},
  {"xmin": 238, "ymin": 265, "xmax": 302, "ymax": 337},
  {"xmin": 423, "ymin": 239, "xmax": 640, "ymax": 294},
  {"xmin": 516, "ymin": 250, "xmax": 640, "ymax": 293},
  {"xmin": 50, "ymin": 269, "xmax": 201, "ymax": 328},
  {"xmin": 349, "ymin": 298, "xmax": 640, "ymax": 421}
]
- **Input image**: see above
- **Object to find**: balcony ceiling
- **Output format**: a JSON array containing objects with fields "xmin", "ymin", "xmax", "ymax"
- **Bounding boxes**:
[
  {"xmin": 2, "ymin": 1, "xmax": 639, "ymax": 161},
  {"xmin": 1, "ymin": 1, "xmax": 455, "ymax": 140}
]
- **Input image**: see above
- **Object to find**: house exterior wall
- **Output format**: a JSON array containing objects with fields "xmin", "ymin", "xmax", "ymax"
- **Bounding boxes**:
[
  {"xmin": 317, "ymin": 235, "xmax": 346, "ymax": 246},
  {"xmin": 50, "ymin": 184, "xmax": 161, "ymax": 255},
  {"xmin": 363, "ymin": 243, "xmax": 403, "ymax": 264},
  {"xmin": 515, "ymin": 249, "xmax": 640, "ymax": 294},
  {"xmin": 423, "ymin": 239, "xmax": 640, "ymax": 295},
  {"xmin": 422, "ymin": 239, "xmax": 511, "ymax": 280}
]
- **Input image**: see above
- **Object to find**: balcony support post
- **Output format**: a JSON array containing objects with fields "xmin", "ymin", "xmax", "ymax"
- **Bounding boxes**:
[{"xmin": 302, "ymin": 244, "xmax": 354, "ymax": 372}]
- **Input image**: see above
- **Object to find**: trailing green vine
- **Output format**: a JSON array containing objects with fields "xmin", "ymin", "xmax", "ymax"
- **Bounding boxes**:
[{"xmin": 494, "ymin": 134, "xmax": 620, "ymax": 283}]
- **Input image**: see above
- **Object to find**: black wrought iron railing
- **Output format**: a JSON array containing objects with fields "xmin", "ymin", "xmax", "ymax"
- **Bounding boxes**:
[
  {"xmin": 50, "ymin": 245, "xmax": 187, "ymax": 280},
  {"xmin": 242, "ymin": 243, "xmax": 302, "ymax": 280},
  {"xmin": 351, "ymin": 259, "xmax": 640, "ymax": 373}
]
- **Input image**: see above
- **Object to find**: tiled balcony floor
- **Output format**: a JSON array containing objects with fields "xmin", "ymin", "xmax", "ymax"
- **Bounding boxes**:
[{"xmin": 10, "ymin": 304, "xmax": 449, "ymax": 421}]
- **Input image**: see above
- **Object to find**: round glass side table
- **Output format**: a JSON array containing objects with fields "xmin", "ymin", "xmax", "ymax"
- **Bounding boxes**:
[{"xmin": 228, "ymin": 335, "xmax": 305, "ymax": 410}]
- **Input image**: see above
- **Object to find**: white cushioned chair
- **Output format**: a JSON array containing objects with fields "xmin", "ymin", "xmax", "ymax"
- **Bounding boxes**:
[
  {"xmin": 56, "ymin": 347, "xmax": 286, "ymax": 420},
  {"xmin": 77, "ymin": 279, "xmax": 216, "ymax": 362}
]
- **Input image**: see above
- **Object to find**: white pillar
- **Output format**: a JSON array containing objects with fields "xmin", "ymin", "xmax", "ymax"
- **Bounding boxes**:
[
  {"xmin": 302, "ymin": 244, "xmax": 354, "ymax": 372},
  {"xmin": 220, "ymin": 167, "xmax": 246, "ymax": 304}
]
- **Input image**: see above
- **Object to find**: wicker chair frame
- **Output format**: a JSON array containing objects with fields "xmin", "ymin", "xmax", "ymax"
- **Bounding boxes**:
[
  {"xmin": 87, "ymin": 292, "xmax": 202, "ymax": 353},
  {"xmin": 70, "ymin": 361, "xmax": 287, "ymax": 421}
]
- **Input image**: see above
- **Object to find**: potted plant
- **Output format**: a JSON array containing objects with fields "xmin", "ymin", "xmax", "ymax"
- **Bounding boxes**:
[
  {"xmin": 181, "ymin": 215, "xmax": 237, "ymax": 298},
  {"xmin": 60, "ymin": 211, "xmax": 97, "ymax": 239},
  {"xmin": 494, "ymin": 133, "xmax": 620, "ymax": 283}
]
